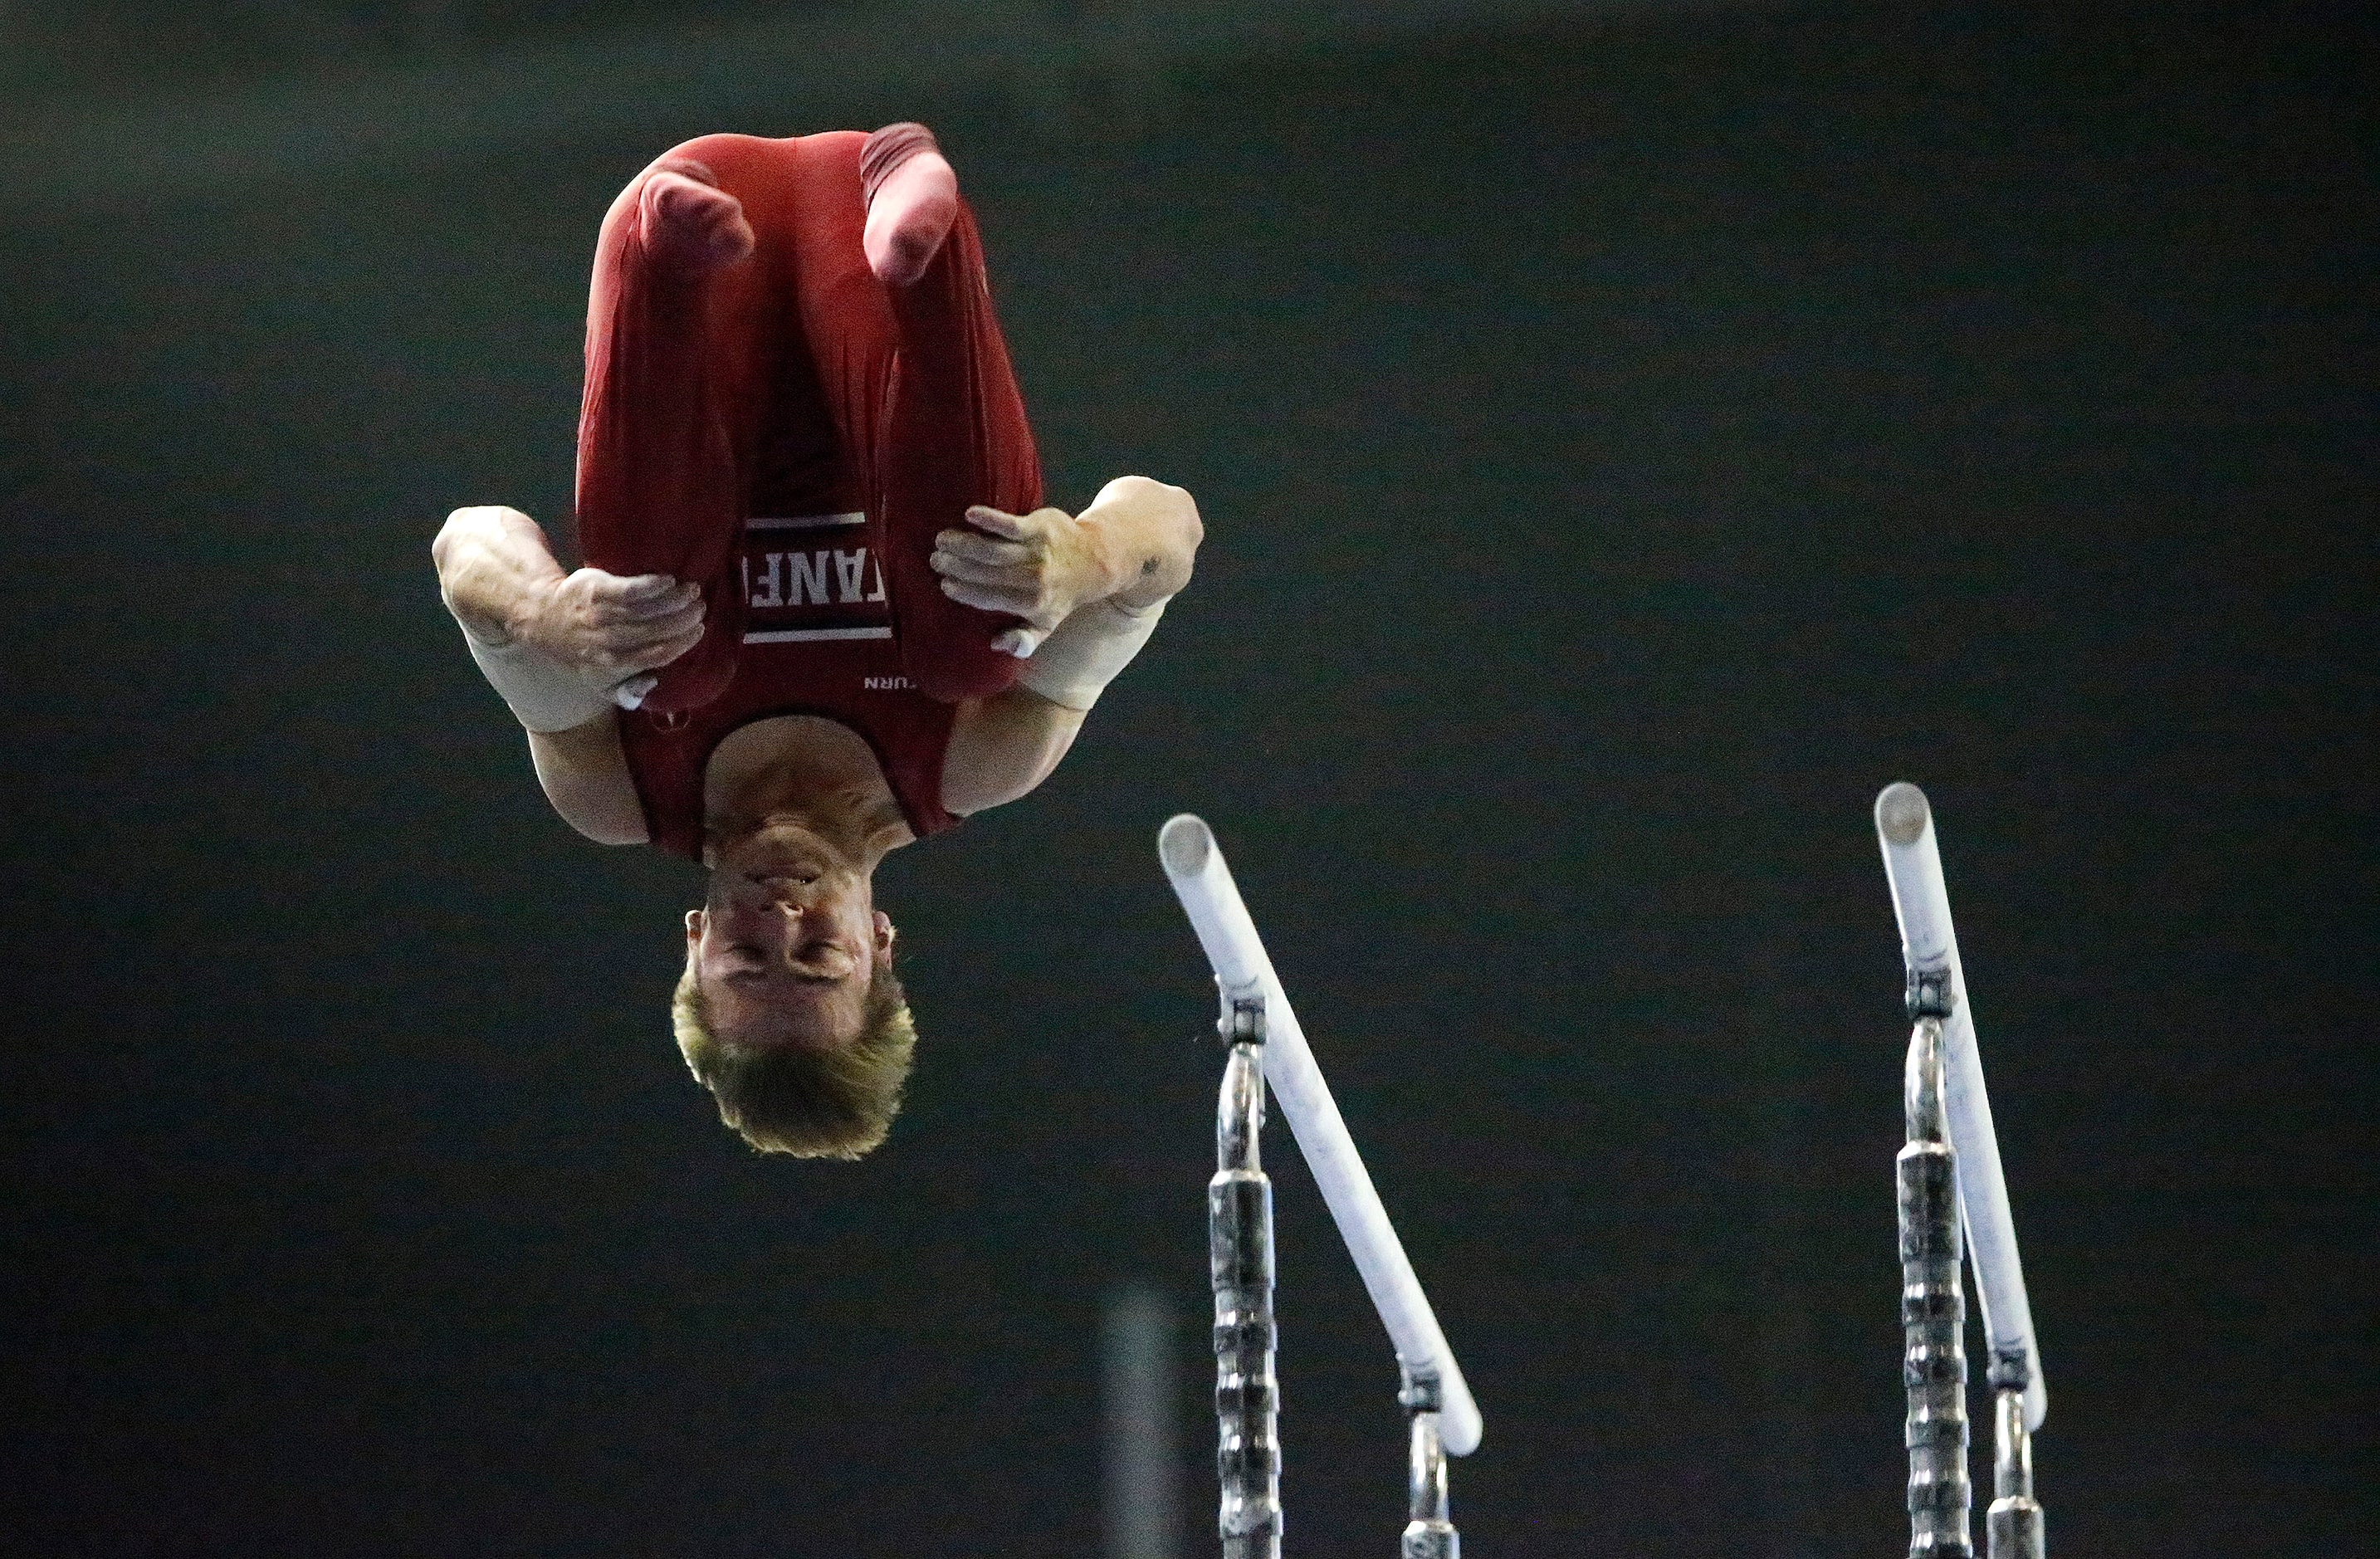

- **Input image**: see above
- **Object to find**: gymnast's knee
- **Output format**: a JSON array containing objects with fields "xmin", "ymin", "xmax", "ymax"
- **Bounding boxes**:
[{"xmin": 635, "ymin": 162, "xmax": 755, "ymax": 276}]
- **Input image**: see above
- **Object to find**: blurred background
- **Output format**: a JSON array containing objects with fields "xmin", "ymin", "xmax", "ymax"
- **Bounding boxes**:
[{"xmin": 2, "ymin": 2, "xmax": 2372, "ymax": 1553}]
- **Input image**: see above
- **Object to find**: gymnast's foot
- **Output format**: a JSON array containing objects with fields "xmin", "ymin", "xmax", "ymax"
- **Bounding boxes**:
[
  {"xmin": 861, "ymin": 123, "xmax": 958, "ymax": 288},
  {"xmin": 639, "ymin": 165, "xmax": 755, "ymax": 275}
]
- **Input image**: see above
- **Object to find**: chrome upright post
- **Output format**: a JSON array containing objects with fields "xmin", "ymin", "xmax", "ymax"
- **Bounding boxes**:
[
  {"xmin": 1211, "ymin": 995, "xmax": 1281, "ymax": 1559},
  {"xmin": 1987, "ymin": 1351, "xmax": 2046, "ymax": 1559},
  {"xmin": 1399, "ymin": 1364, "xmax": 1459, "ymax": 1559},
  {"xmin": 1901, "ymin": 996, "xmax": 1972, "ymax": 1557}
]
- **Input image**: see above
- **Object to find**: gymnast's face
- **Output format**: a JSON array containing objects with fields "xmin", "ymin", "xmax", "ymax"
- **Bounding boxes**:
[{"xmin": 686, "ymin": 818, "xmax": 897, "ymax": 1052}]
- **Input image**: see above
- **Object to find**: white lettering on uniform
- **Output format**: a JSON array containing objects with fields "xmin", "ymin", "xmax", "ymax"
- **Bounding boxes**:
[
  {"xmin": 749, "ymin": 552, "xmax": 783, "ymax": 608},
  {"xmin": 863, "ymin": 676, "xmax": 912, "ymax": 691},
  {"xmin": 866, "ymin": 554, "xmax": 887, "ymax": 602},
  {"xmin": 789, "ymin": 550, "xmax": 833, "ymax": 605},
  {"xmin": 833, "ymin": 548, "xmax": 870, "ymax": 603}
]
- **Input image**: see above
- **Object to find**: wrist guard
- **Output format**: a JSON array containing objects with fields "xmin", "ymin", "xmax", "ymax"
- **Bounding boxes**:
[
  {"xmin": 1012, "ymin": 596, "xmax": 1167, "ymax": 711},
  {"xmin": 454, "ymin": 613, "xmax": 627, "ymax": 733}
]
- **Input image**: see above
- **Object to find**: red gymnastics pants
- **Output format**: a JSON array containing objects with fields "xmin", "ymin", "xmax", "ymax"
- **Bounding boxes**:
[{"xmin": 571, "ymin": 131, "xmax": 1042, "ymax": 713}]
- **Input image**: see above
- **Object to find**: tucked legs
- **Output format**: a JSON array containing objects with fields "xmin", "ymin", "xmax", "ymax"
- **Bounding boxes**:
[{"xmin": 574, "ymin": 128, "xmax": 1043, "ymax": 713}]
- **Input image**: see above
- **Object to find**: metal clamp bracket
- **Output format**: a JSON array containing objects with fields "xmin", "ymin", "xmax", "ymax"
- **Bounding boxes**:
[
  {"xmin": 1219, "ymin": 991, "xmax": 1268, "ymax": 1048},
  {"xmin": 1398, "ymin": 1364, "xmax": 1443, "ymax": 1416},
  {"xmin": 1905, "ymin": 961, "xmax": 1954, "ymax": 1020}
]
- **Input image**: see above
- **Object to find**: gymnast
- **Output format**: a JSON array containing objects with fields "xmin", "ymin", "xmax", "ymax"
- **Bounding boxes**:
[{"xmin": 433, "ymin": 125, "xmax": 1201, "ymax": 1158}]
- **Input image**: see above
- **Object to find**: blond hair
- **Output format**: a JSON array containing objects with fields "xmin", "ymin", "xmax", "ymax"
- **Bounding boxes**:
[{"xmin": 672, "ymin": 952, "xmax": 916, "ymax": 1159}]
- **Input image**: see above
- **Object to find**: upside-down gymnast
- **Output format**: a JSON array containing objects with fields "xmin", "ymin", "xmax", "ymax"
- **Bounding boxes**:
[{"xmin": 433, "ymin": 125, "xmax": 1202, "ymax": 1158}]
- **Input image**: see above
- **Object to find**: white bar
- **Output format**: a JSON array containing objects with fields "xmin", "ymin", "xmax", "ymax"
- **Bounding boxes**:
[
  {"xmin": 1159, "ymin": 814, "xmax": 1483, "ymax": 1457},
  {"xmin": 1874, "ymin": 783, "xmax": 2048, "ymax": 1431},
  {"xmin": 740, "ymin": 626, "xmax": 894, "ymax": 644},
  {"xmin": 745, "ymin": 512, "xmax": 866, "ymax": 530}
]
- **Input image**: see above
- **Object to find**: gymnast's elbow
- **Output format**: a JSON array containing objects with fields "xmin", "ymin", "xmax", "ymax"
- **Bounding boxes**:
[
  {"xmin": 1098, "ymin": 474, "xmax": 1204, "ymax": 605},
  {"xmin": 1126, "ymin": 475, "xmax": 1204, "ymax": 549},
  {"xmin": 1160, "ymin": 481, "xmax": 1205, "ymax": 578}
]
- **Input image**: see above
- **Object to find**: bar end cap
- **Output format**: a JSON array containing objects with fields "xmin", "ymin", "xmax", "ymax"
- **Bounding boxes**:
[
  {"xmin": 1160, "ymin": 813, "xmax": 1213, "ymax": 879},
  {"xmin": 1876, "ymin": 781, "xmax": 1932, "ymax": 847}
]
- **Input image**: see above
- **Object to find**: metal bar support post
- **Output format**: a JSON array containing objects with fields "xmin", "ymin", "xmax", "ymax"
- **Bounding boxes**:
[
  {"xmin": 1987, "ymin": 1352, "xmax": 2045, "ymax": 1559},
  {"xmin": 1901, "ymin": 1012, "xmax": 1972, "ymax": 1557},
  {"xmin": 1211, "ymin": 995, "xmax": 1281, "ymax": 1559}
]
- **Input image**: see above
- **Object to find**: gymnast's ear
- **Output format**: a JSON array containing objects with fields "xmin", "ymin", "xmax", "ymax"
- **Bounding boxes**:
[
  {"xmin": 685, "ymin": 909, "xmax": 706, "ymax": 951},
  {"xmin": 872, "ymin": 911, "xmax": 896, "ymax": 964}
]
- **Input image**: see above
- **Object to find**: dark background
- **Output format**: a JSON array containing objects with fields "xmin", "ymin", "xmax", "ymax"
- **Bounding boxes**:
[{"xmin": 2, "ymin": 2, "xmax": 2373, "ymax": 1553}]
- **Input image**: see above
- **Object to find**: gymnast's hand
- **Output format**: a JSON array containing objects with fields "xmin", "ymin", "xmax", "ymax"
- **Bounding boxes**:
[
  {"xmin": 931, "ymin": 503, "xmax": 1117, "ymax": 654},
  {"xmin": 434, "ymin": 504, "xmax": 705, "ymax": 682},
  {"xmin": 932, "ymin": 477, "xmax": 1200, "ymax": 656}
]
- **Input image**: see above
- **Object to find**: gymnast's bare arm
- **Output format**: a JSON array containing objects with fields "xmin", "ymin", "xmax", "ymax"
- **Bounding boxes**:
[
  {"xmin": 432, "ymin": 504, "xmax": 700, "ymax": 844},
  {"xmin": 938, "ymin": 475, "xmax": 1203, "ymax": 814},
  {"xmin": 432, "ymin": 505, "xmax": 706, "ymax": 687}
]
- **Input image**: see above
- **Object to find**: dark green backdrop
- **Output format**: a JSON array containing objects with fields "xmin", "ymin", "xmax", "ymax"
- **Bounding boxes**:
[{"xmin": 2, "ymin": 4, "xmax": 2371, "ymax": 1554}]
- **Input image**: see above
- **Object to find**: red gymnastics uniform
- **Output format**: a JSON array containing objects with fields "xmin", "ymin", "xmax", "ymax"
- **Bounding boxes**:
[{"xmin": 572, "ymin": 130, "xmax": 1042, "ymax": 861}]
